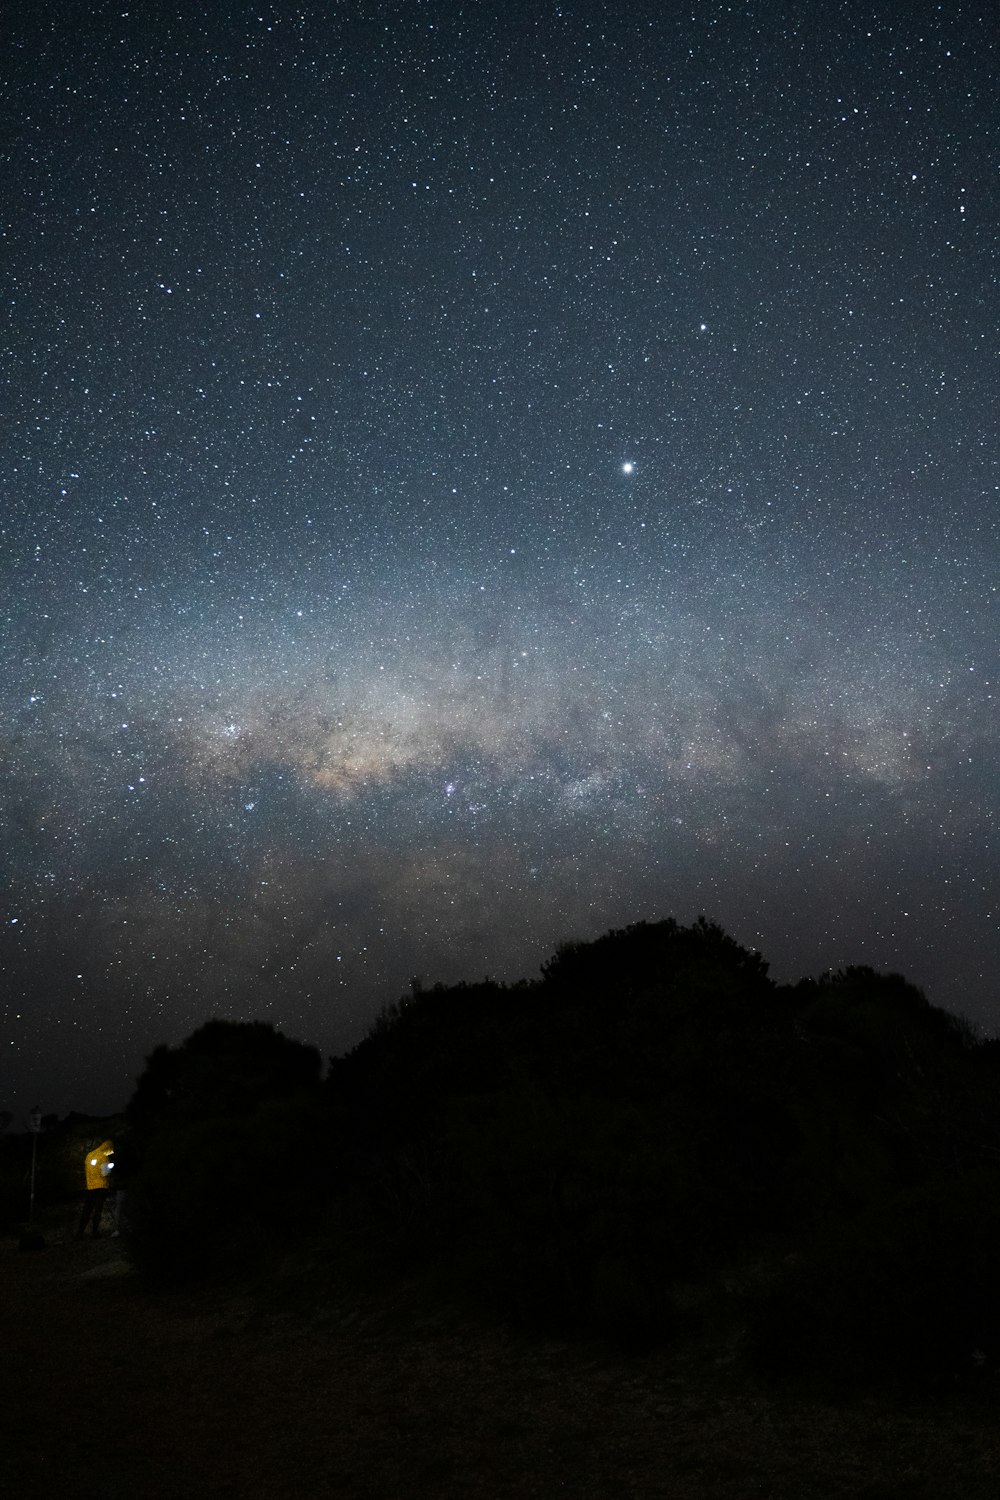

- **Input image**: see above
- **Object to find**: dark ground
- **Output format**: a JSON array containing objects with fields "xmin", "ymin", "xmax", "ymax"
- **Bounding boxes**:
[{"xmin": 3, "ymin": 1211, "xmax": 999, "ymax": 1499}]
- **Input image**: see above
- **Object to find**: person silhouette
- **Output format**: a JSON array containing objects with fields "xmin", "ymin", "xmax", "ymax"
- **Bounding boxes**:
[{"xmin": 77, "ymin": 1139, "xmax": 115, "ymax": 1237}]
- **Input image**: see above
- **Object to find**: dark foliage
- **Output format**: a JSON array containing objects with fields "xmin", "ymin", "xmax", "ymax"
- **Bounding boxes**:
[
  {"xmin": 118, "ymin": 921, "xmax": 1000, "ymax": 1387},
  {"xmin": 127, "ymin": 1018, "xmax": 322, "ymax": 1137},
  {"xmin": 327, "ymin": 921, "xmax": 999, "ymax": 1371},
  {"xmin": 747, "ymin": 1168, "xmax": 1000, "ymax": 1393},
  {"xmin": 124, "ymin": 1020, "xmax": 327, "ymax": 1281},
  {"xmin": 125, "ymin": 1093, "xmax": 331, "ymax": 1282}
]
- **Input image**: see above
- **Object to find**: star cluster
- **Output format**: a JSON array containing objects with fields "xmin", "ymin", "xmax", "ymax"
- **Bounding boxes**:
[{"xmin": 1, "ymin": 1, "xmax": 996, "ymax": 1115}]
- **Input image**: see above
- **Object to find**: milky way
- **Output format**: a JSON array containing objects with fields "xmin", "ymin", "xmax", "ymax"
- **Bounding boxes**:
[{"xmin": 1, "ymin": 1, "xmax": 996, "ymax": 1115}]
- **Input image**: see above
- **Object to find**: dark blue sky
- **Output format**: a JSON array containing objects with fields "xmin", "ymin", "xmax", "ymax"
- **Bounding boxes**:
[{"xmin": 2, "ymin": 0, "xmax": 996, "ymax": 1116}]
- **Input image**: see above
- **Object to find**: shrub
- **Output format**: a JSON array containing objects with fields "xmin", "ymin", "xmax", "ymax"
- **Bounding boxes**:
[
  {"xmin": 126, "ymin": 1092, "xmax": 329, "ymax": 1283},
  {"xmin": 746, "ymin": 1169, "xmax": 1000, "ymax": 1392}
]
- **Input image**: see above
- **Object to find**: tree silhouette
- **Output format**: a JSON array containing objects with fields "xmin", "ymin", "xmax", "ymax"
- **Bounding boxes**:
[
  {"xmin": 128, "ymin": 1018, "xmax": 322, "ymax": 1137},
  {"xmin": 124, "ymin": 1020, "xmax": 325, "ymax": 1281}
]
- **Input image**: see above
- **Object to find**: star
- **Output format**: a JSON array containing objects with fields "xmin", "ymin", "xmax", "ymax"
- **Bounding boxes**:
[{"xmin": 0, "ymin": 0, "xmax": 994, "ymax": 1120}]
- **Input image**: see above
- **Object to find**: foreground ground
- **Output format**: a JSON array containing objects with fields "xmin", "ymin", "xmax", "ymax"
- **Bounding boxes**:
[{"xmin": 2, "ymin": 1214, "xmax": 999, "ymax": 1499}]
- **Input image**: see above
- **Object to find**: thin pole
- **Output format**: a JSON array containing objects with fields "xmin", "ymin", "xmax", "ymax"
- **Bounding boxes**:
[
  {"xmin": 29, "ymin": 1132, "xmax": 38, "ymax": 1227},
  {"xmin": 27, "ymin": 1106, "xmax": 42, "ymax": 1228}
]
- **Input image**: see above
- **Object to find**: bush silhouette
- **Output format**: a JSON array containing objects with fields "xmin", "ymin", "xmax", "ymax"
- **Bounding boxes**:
[
  {"xmin": 129, "ymin": 1018, "xmax": 322, "ymax": 1135},
  {"xmin": 120, "ymin": 921, "xmax": 1000, "ymax": 1369},
  {"xmin": 327, "ymin": 919, "xmax": 804, "ymax": 1342},
  {"xmin": 323, "ymin": 922, "xmax": 998, "ymax": 1356},
  {"xmin": 125, "ymin": 1020, "xmax": 326, "ymax": 1282},
  {"xmin": 747, "ymin": 1168, "xmax": 1000, "ymax": 1392}
]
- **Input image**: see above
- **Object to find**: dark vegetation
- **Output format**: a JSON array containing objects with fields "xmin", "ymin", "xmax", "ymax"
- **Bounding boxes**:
[{"xmin": 8, "ymin": 917, "xmax": 1000, "ymax": 1395}]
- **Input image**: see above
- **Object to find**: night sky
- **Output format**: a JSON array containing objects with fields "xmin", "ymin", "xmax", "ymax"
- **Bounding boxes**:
[{"xmin": 2, "ymin": 1, "xmax": 996, "ymax": 1118}]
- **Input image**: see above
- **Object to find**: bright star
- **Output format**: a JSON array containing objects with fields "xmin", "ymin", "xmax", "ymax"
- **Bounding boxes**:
[{"xmin": 622, "ymin": 461, "xmax": 635, "ymax": 475}]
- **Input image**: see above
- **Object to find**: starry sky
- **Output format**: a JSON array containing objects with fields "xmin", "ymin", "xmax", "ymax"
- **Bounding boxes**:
[{"xmin": 2, "ymin": 0, "xmax": 997, "ymax": 1118}]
